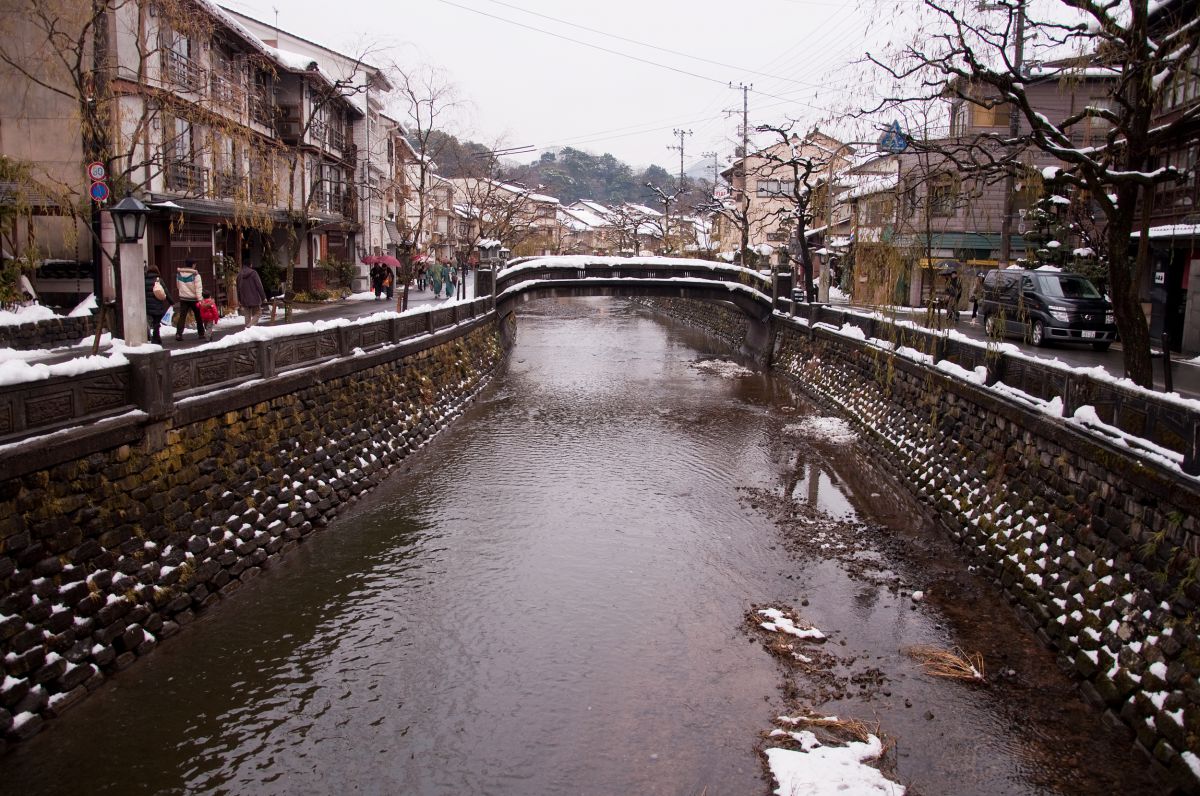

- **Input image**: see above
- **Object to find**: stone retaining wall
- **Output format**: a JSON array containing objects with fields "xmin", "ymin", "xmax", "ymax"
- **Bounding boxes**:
[
  {"xmin": 0, "ymin": 314, "xmax": 94, "ymax": 351},
  {"xmin": 0, "ymin": 316, "xmax": 504, "ymax": 748},
  {"xmin": 641, "ymin": 298, "xmax": 1200, "ymax": 792}
]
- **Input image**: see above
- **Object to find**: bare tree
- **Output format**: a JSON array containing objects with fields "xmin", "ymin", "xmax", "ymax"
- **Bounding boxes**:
[
  {"xmin": 752, "ymin": 124, "xmax": 830, "ymax": 300},
  {"xmin": 389, "ymin": 64, "xmax": 459, "ymax": 310},
  {"xmin": 867, "ymin": 0, "xmax": 1200, "ymax": 386}
]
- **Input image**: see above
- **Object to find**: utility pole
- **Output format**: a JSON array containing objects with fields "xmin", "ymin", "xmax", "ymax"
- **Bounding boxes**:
[
  {"xmin": 667, "ymin": 128, "xmax": 691, "ymax": 253},
  {"xmin": 669, "ymin": 128, "xmax": 692, "ymax": 191},
  {"xmin": 730, "ymin": 82, "xmax": 751, "ymax": 263},
  {"xmin": 997, "ymin": 0, "xmax": 1026, "ymax": 267},
  {"xmin": 701, "ymin": 150, "xmax": 720, "ymax": 189}
]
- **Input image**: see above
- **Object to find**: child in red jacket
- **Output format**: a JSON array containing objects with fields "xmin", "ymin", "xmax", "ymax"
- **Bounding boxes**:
[{"xmin": 198, "ymin": 290, "xmax": 220, "ymax": 338}]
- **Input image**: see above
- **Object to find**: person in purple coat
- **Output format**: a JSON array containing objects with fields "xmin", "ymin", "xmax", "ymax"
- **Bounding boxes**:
[{"xmin": 236, "ymin": 262, "xmax": 267, "ymax": 328}]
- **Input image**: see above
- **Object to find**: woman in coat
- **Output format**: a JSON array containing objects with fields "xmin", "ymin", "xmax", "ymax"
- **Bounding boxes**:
[
  {"xmin": 144, "ymin": 265, "xmax": 168, "ymax": 344},
  {"xmin": 236, "ymin": 263, "xmax": 267, "ymax": 328}
]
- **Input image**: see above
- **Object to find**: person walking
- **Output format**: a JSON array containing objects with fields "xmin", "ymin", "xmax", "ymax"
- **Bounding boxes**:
[
  {"xmin": 144, "ymin": 265, "xmax": 168, "ymax": 344},
  {"xmin": 945, "ymin": 270, "xmax": 963, "ymax": 324},
  {"xmin": 370, "ymin": 262, "xmax": 387, "ymax": 300},
  {"xmin": 236, "ymin": 262, "xmax": 267, "ymax": 329},
  {"xmin": 428, "ymin": 259, "xmax": 444, "ymax": 298},
  {"xmin": 174, "ymin": 258, "xmax": 205, "ymax": 340},
  {"xmin": 197, "ymin": 290, "xmax": 220, "ymax": 337}
]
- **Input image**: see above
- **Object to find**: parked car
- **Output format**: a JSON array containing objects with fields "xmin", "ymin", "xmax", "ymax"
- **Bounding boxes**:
[{"xmin": 978, "ymin": 268, "xmax": 1117, "ymax": 350}]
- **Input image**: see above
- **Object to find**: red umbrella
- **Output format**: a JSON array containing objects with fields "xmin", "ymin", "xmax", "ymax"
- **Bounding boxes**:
[
  {"xmin": 362, "ymin": 255, "xmax": 380, "ymax": 265},
  {"xmin": 379, "ymin": 255, "xmax": 402, "ymax": 268}
]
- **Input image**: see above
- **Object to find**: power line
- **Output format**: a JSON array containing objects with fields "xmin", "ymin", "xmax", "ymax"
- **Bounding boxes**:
[{"xmin": 474, "ymin": 0, "xmax": 830, "ymax": 90}]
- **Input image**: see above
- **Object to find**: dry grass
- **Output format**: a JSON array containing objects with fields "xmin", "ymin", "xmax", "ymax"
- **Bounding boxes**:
[
  {"xmin": 904, "ymin": 644, "xmax": 986, "ymax": 682},
  {"xmin": 798, "ymin": 715, "xmax": 876, "ymax": 744}
]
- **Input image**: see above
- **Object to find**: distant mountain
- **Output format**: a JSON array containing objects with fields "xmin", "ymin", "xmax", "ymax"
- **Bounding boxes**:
[{"xmin": 420, "ymin": 132, "xmax": 688, "ymax": 207}]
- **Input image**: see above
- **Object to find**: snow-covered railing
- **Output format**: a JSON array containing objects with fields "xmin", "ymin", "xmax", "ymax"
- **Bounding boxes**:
[
  {"xmin": 495, "ymin": 255, "xmax": 775, "ymax": 300},
  {"xmin": 790, "ymin": 303, "xmax": 1200, "ymax": 472},
  {"xmin": 0, "ymin": 297, "xmax": 494, "ymax": 448}
]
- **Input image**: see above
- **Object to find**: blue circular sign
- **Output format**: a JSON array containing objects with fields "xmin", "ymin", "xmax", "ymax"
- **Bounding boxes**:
[{"xmin": 89, "ymin": 181, "xmax": 110, "ymax": 202}]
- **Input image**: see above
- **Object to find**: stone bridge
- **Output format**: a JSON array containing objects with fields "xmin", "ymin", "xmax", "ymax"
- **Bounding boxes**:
[{"xmin": 481, "ymin": 255, "xmax": 793, "ymax": 364}]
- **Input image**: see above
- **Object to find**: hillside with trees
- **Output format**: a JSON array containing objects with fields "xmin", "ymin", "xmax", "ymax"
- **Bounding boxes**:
[{"xmin": 427, "ymin": 133, "xmax": 697, "ymax": 207}]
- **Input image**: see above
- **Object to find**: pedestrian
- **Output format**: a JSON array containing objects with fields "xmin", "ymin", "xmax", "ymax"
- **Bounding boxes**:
[
  {"xmin": 197, "ymin": 290, "xmax": 220, "ymax": 337},
  {"xmin": 370, "ymin": 262, "xmax": 387, "ymax": 300},
  {"xmin": 416, "ymin": 263, "xmax": 427, "ymax": 292},
  {"xmin": 236, "ymin": 261, "xmax": 267, "ymax": 328},
  {"xmin": 444, "ymin": 259, "xmax": 457, "ymax": 298},
  {"xmin": 384, "ymin": 267, "xmax": 394, "ymax": 300},
  {"xmin": 144, "ymin": 265, "xmax": 168, "ymax": 344},
  {"xmin": 428, "ymin": 259, "xmax": 444, "ymax": 298},
  {"xmin": 174, "ymin": 258, "xmax": 205, "ymax": 340},
  {"xmin": 945, "ymin": 270, "xmax": 962, "ymax": 323},
  {"xmin": 970, "ymin": 283, "xmax": 980, "ymax": 320}
]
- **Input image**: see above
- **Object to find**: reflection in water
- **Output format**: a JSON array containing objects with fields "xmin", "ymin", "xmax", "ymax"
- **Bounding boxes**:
[{"xmin": 2, "ymin": 298, "xmax": 1160, "ymax": 795}]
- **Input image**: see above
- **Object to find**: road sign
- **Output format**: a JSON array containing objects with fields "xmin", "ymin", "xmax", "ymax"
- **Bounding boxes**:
[
  {"xmin": 87, "ymin": 161, "xmax": 107, "ymax": 181},
  {"xmin": 89, "ymin": 181, "xmax": 110, "ymax": 202},
  {"xmin": 878, "ymin": 121, "xmax": 908, "ymax": 154},
  {"xmin": 713, "ymin": 186, "xmax": 730, "ymax": 199}
]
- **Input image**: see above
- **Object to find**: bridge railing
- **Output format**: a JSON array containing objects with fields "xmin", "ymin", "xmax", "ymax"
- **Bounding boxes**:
[
  {"xmin": 0, "ymin": 296, "xmax": 495, "ymax": 449},
  {"xmin": 794, "ymin": 303, "xmax": 1200, "ymax": 469},
  {"xmin": 495, "ymin": 257, "xmax": 774, "ymax": 298}
]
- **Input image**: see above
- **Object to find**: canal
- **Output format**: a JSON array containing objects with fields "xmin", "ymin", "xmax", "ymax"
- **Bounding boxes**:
[{"xmin": 2, "ymin": 297, "xmax": 1161, "ymax": 794}]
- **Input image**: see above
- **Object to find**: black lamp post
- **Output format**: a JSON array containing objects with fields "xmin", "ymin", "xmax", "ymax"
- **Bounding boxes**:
[{"xmin": 110, "ymin": 194, "xmax": 151, "ymax": 343}]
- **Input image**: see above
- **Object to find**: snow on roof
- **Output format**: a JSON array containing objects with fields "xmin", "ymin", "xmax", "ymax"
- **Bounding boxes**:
[
  {"xmin": 841, "ymin": 173, "xmax": 898, "ymax": 201},
  {"xmin": 574, "ymin": 200, "xmax": 614, "ymax": 218},
  {"xmin": 559, "ymin": 205, "xmax": 609, "ymax": 230},
  {"xmin": 494, "ymin": 182, "xmax": 560, "ymax": 204},
  {"xmin": 623, "ymin": 203, "xmax": 661, "ymax": 217}
]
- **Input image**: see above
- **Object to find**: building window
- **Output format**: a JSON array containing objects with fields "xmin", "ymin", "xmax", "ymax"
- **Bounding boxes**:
[
  {"xmin": 757, "ymin": 179, "xmax": 795, "ymax": 197},
  {"xmin": 929, "ymin": 175, "xmax": 956, "ymax": 217},
  {"xmin": 1166, "ymin": 51, "xmax": 1200, "ymax": 110},
  {"xmin": 971, "ymin": 101, "xmax": 1009, "ymax": 128}
]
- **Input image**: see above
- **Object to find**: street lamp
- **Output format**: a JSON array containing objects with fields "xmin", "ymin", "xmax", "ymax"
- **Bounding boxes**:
[{"xmin": 110, "ymin": 194, "xmax": 150, "ymax": 344}]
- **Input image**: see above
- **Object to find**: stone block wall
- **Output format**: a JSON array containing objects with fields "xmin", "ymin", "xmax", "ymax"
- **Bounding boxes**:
[
  {"xmin": 0, "ymin": 315, "xmax": 94, "ymax": 351},
  {"xmin": 0, "ymin": 318, "xmax": 504, "ymax": 747},
  {"xmin": 642, "ymin": 297, "xmax": 1200, "ymax": 791}
]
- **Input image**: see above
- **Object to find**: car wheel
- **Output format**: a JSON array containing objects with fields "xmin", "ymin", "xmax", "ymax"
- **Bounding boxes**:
[
  {"xmin": 1092, "ymin": 341, "xmax": 1111, "ymax": 352},
  {"xmin": 1030, "ymin": 320, "xmax": 1046, "ymax": 346}
]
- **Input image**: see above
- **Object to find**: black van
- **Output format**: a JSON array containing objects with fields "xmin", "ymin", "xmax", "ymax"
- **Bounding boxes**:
[{"xmin": 979, "ymin": 268, "xmax": 1117, "ymax": 351}]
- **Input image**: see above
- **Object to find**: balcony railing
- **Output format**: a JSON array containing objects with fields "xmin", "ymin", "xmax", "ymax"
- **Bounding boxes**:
[
  {"xmin": 164, "ymin": 49, "xmax": 205, "ymax": 93},
  {"xmin": 327, "ymin": 125, "xmax": 346, "ymax": 153},
  {"xmin": 165, "ymin": 159, "xmax": 208, "ymax": 195},
  {"xmin": 275, "ymin": 104, "xmax": 302, "ymax": 143},
  {"xmin": 210, "ymin": 71, "xmax": 243, "ymax": 110},
  {"xmin": 312, "ymin": 182, "xmax": 353, "ymax": 218},
  {"xmin": 213, "ymin": 170, "xmax": 243, "ymax": 199},
  {"xmin": 249, "ymin": 93, "xmax": 275, "ymax": 127}
]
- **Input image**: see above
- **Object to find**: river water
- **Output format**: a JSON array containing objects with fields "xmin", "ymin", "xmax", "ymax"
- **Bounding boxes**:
[{"xmin": 2, "ymin": 298, "xmax": 1161, "ymax": 795}]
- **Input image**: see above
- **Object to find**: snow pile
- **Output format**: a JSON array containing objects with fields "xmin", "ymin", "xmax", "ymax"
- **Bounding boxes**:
[
  {"xmin": 0, "ymin": 304, "xmax": 58, "ymax": 326},
  {"xmin": 784, "ymin": 415, "xmax": 858, "ymax": 444},
  {"xmin": 690, "ymin": 359, "xmax": 753, "ymax": 379},
  {"xmin": 765, "ymin": 716, "xmax": 904, "ymax": 796},
  {"xmin": 758, "ymin": 608, "xmax": 826, "ymax": 640}
]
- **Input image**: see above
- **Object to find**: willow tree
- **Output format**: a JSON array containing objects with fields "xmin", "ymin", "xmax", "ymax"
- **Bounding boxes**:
[
  {"xmin": 0, "ymin": 0, "xmax": 283, "ymax": 317},
  {"xmin": 867, "ymin": 0, "xmax": 1200, "ymax": 387}
]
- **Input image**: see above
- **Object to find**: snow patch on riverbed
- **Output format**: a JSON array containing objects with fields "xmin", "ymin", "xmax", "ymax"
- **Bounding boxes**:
[
  {"xmin": 690, "ymin": 358, "xmax": 753, "ymax": 378},
  {"xmin": 784, "ymin": 415, "xmax": 858, "ymax": 444},
  {"xmin": 765, "ymin": 732, "xmax": 905, "ymax": 796}
]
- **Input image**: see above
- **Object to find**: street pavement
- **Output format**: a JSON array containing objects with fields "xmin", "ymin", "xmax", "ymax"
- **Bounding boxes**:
[{"xmin": 10, "ymin": 285, "xmax": 1200, "ymax": 400}]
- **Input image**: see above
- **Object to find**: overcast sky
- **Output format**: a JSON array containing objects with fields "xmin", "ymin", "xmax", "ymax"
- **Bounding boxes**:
[{"xmin": 222, "ymin": 0, "xmax": 907, "ymax": 173}]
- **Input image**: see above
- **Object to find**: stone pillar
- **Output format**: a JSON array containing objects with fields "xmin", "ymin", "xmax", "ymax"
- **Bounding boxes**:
[
  {"xmin": 775, "ymin": 270, "xmax": 794, "ymax": 314},
  {"xmin": 119, "ymin": 241, "xmax": 147, "ymax": 345},
  {"xmin": 127, "ymin": 349, "xmax": 173, "ymax": 420},
  {"xmin": 475, "ymin": 267, "xmax": 494, "ymax": 298}
]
